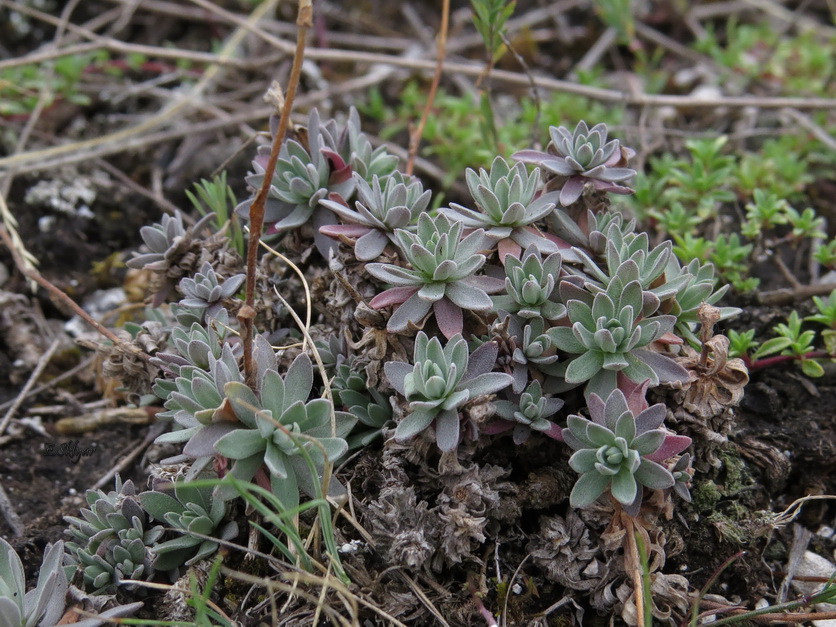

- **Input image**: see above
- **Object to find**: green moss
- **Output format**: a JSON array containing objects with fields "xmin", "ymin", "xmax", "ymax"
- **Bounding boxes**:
[
  {"xmin": 718, "ymin": 449, "xmax": 753, "ymax": 494},
  {"xmin": 707, "ymin": 505, "xmax": 749, "ymax": 544},
  {"xmin": 692, "ymin": 479, "xmax": 723, "ymax": 513}
]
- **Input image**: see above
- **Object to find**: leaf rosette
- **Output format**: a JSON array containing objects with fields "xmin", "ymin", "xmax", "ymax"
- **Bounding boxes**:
[
  {"xmin": 562, "ymin": 389, "xmax": 690, "ymax": 512},
  {"xmin": 384, "ymin": 333, "xmax": 513, "ymax": 451},
  {"xmin": 514, "ymin": 121, "xmax": 636, "ymax": 206},
  {"xmin": 367, "ymin": 212, "xmax": 503, "ymax": 338},
  {"xmin": 440, "ymin": 156, "xmax": 558, "ymax": 261}
]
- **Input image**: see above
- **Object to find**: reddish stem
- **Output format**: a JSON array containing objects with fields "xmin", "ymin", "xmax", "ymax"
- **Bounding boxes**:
[
  {"xmin": 241, "ymin": 0, "xmax": 312, "ymax": 387},
  {"xmin": 745, "ymin": 351, "xmax": 829, "ymax": 371}
]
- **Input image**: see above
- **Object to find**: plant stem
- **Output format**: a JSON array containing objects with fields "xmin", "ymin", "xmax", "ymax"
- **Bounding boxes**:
[
  {"xmin": 406, "ymin": 0, "xmax": 450, "ymax": 175},
  {"xmin": 242, "ymin": 0, "xmax": 312, "ymax": 387},
  {"xmin": 0, "ymin": 224, "xmax": 151, "ymax": 364},
  {"xmin": 687, "ymin": 550, "xmax": 746, "ymax": 626},
  {"xmin": 745, "ymin": 351, "xmax": 829, "ymax": 371},
  {"xmin": 705, "ymin": 582, "xmax": 836, "ymax": 625},
  {"xmin": 635, "ymin": 531, "xmax": 654, "ymax": 627},
  {"xmin": 622, "ymin": 513, "xmax": 646, "ymax": 627}
]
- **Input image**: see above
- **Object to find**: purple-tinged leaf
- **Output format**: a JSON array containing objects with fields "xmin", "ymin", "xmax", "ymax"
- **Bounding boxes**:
[
  {"xmin": 183, "ymin": 423, "xmax": 240, "ymax": 458},
  {"xmin": 632, "ymin": 349, "xmax": 690, "ymax": 384},
  {"xmin": 369, "ymin": 286, "xmax": 418, "ymax": 309},
  {"xmin": 319, "ymin": 223, "xmax": 372, "ymax": 239},
  {"xmin": 434, "ymin": 297, "xmax": 463, "ymax": 339},
  {"xmin": 465, "ymin": 341, "xmax": 499, "ymax": 380},
  {"xmin": 558, "ymin": 177, "xmax": 585, "ymax": 206},
  {"xmin": 483, "ymin": 419, "xmax": 515, "ymax": 435},
  {"xmin": 645, "ymin": 434, "xmax": 692, "ymax": 463}
]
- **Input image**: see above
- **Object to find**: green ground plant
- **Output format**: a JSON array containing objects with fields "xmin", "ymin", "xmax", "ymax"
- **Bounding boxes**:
[
  {"xmin": 729, "ymin": 296, "xmax": 836, "ymax": 378},
  {"xmin": 695, "ymin": 20, "xmax": 835, "ymax": 97}
]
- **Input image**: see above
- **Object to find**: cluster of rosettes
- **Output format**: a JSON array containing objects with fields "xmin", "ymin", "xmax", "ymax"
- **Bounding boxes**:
[
  {"xmin": 125, "ymin": 112, "xmax": 737, "ymax": 527},
  {"xmin": 62, "ymin": 475, "xmax": 238, "ymax": 598},
  {"xmin": 231, "ymin": 113, "xmax": 734, "ymax": 511}
]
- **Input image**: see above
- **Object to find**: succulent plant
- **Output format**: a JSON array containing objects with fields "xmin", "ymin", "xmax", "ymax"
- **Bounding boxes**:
[
  {"xmin": 126, "ymin": 211, "xmax": 215, "ymax": 272},
  {"xmin": 562, "ymin": 389, "xmax": 691, "ymax": 512},
  {"xmin": 64, "ymin": 477, "xmax": 164, "ymax": 595},
  {"xmin": 669, "ymin": 453, "xmax": 693, "ymax": 502},
  {"xmin": 366, "ymin": 212, "xmax": 504, "ymax": 338},
  {"xmin": 236, "ymin": 110, "xmax": 349, "ymax": 234},
  {"xmin": 157, "ymin": 310, "xmax": 233, "ymax": 374},
  {"xmin": 313, "ymin": 334, "xmax": 348, "ymax": 373},
  {"xmin": 329, "ymin": 356, "xmax": 393, "ymax": 448},
  {"xmin": 139, "ymin": 476, "xmax": 238, "ymax": 571},
  {"xmin": 583, "ymin": 210, "xmax": 637, "ymax": 255},
  {"xmin": 491, "ymin": 246, "xmax": 566, "ymax": 321},
  {"xmin": 319, "ymin": 172, "xmax": 431, "ymax": 261},
  {"xmin": 545, "ymin": 207, "xmax": 636, "ymax": 260},
  {"xmin": 0, "ymin": 538, "xmax": 141, "ymax": 627},
  {"xmin": 177, "ymin": 261, "xmax": 245, "ymax": 322},
  {"xmin": 384, "ymin": 333, "xmax": 513, "ymax": 451},
  {"xmin": 152, "ymin": 342, "xmax": 244, "ymax": 450},
  {"xmin": 126, "ymin": 211, "xmax": 217, "ymax": 305},
  {"xmin": 514, "ymin": 122, "xmax": 636, "ymax": 206},
  {"xmin": 208, "ymin": 340, "xmax": 356, "ymax": 509},
  {"xmin": 571, "ymin": 223, "xmax": 691, "ymax": 314},
  {"xmin": 548, "ymin": 260, "xmax": 689, "ymax": 399},
  {"xmin": 663, "ymin": 258, "xmax": 741, "ymax": 346},
  {"xmin": 236, "ymin": 108, "xmax": 396, "ymax": 257},
  {"xmin": 487, "ymin": 380, "xmax": 564, "ymax": 444},
  {"xmin": 505, "ymin": 315, "xmax": 562, "ymax": 393},
  {"xmin": 330, "ymin": 357, "xmax": 368, "ymax": 407},
  {"xmin": 339, "ymin": 108, "xmax": 399, "ymax": 183},
  {"xmin": 0, "ymin": 538, "xmax": 67, "ymax": 627},
  {"xmin": 344, "ymin": 395, "xmax": 393, "ymax": 449},
  {"xmin": 440, "ymin": 157, "xmax": 559, "ymax": 261}
]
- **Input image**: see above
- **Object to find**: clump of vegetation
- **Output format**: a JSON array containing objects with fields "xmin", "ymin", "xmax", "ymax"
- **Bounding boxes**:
[{"xmin": 4, "ymin": 0, "xmax": 835, "ymax": 625}]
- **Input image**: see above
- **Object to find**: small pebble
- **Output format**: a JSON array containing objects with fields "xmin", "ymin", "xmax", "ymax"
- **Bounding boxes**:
[
  {"xmin": 37, "ymin": 216, "xmax": 55, "ymax": 233},
  {"xmin": 817, "ymin": 526, "xmax": 835, "ymax": 539},
  {"xmin": 792, "ymin": 551, "xmax": 836, "ymax": 614},
  {"xmin": 338, "ymin": 540, "xmax": 365, "ymax": 554}
]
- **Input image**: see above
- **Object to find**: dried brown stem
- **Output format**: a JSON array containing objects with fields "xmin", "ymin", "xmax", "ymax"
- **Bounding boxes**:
[
  {"xmin": 405, "ymin": 0, "xmax": 450, "ymax": 176},
  {"xmin": 696, "ymin": 599, "xmax": 836, "ymax": 624},
  {"xmin": 757, "ymin": 283, "xmax": 836, "ymax": 306},
  {"xmin": 242, "ymin": 0, "xmax": 312, "ymax": 387},
  {"xmin": 621, "ymin": 513, "xmax": 647, "ymax": 627},
  {"xmin": 0, "ymin": 225, "xmax": 152, "ymax": 364}
]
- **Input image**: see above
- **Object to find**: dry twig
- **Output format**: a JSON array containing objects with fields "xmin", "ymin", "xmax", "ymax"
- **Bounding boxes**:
[
  {"xmin": 406, "ymin": 0, "xmax": 450, "ymax": 176},
  {"xmin": 242, "ymin": 0, "xmax": 312, "ymax": 385}
]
